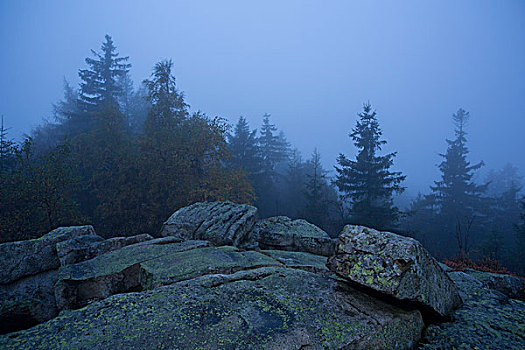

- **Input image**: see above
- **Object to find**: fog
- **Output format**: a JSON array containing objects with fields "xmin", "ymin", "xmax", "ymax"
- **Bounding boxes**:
[{"xmin": 2, "ymin": 0, "xmax": 524, "ymax": 196}]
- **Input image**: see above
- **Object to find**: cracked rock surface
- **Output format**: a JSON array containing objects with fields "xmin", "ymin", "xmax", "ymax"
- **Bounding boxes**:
[
  {"xmin": 1, "ymin": 265, "xmax": 424, "ymax": 350},
  {"xmin": 327, "ymin": 225, "xmax": 462, "ymax": 318}
]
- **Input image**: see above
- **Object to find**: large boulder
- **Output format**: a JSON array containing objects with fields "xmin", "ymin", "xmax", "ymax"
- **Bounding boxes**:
[
  {"xmin": 419, "ymin": 270, "xmax": 525, "ymax": 349},
  {"xmin": 250, "ymin": 216, "xmax": 336, "ymax": 256},
  {"xmin": 1, "ymin": 253, "xmax": 424, "ymax": 349},
  {"xmin": 160, "ymin": 201, "xmax": 258, "ymax": 247},
  {"xmin": 0, "ymin": 226, "xmax": 95, "ymax": 284},
  {"xmin": 327, "ymin": 225, "xmax": 462, "ymax": 317},
  {"xmin": 56, "ymin": 233, "xmax": 153, "ymax": 265}
]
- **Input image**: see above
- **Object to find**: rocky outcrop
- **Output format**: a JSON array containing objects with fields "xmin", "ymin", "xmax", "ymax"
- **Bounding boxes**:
[
  {"xmin": 250, "ymin": 216, "xmax": 336, "ymax": 256},
  {"xmin": 0, "ymin": 226, "xmax": 95, "ymax": 333},
  {"xmin": 1, "ymin": 202, "xmax": 523, "ymax": 348},
  {"xmin": 327, "ymin": 225, "xmax": 462, "ymax": 318},
  {"xmin": 160, "ymin": 201, "xmax": 257, "ymax": 246},
  {"xmin": 1, "ymin": 257, "xmax": 424, "ymax": 350},
  {"xmin": 419, "ymin": 270, "xmax": 525, "ymax": 349},
  {"xmin": 0, "ymin": 225, "xmax": 95, "ymax": 284}
]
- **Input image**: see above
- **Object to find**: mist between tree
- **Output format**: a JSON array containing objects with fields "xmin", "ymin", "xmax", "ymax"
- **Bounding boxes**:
[{"xmin": 1, "ymin": 35, "xmax": 524, "ymax": 276}]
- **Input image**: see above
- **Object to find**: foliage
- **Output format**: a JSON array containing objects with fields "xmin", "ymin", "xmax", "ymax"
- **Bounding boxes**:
[
  {"xmin": 335, "ymin": 102, "xmax": 405, "ymax": 230},
  {"xmin": 0, "ymin": 139, "xmax": 83, "ymax": 242}
]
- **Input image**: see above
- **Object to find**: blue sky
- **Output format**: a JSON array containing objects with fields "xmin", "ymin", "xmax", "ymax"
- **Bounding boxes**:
[{"xmin": 1, "ymin": 0, "xmax": 524, "ymax": 195}]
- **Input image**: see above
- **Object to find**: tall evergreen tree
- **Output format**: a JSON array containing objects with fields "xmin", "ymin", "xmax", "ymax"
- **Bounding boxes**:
[
  {"xmin": 429, "ymin": 108, "xmax": 487, "ymax": 258},
  {"xmin": 143, "ymin": 59, "xmax": 187, "ymax": 131},
  {"xmin": 227, "ymin": 116, "xmax": 260, "ymax": 174},
  {"xmin": 303, "ymin": 149, "xmax": 332, "ymax": 230},
  {"xmin": 79, "ymin": 35, "xmax": 131, "ymax": 111},
  {"xmin": 515, "ymin": 198, "xmax": 525, "ymax": 274},
  {"xmin": 258, "ymin": 114, "xmax": 289, "ymax": 176},
  {"xmin": 0, "ymin": 116, "xmax": 15, "ymax": 173},
  {"xmin": 335, "ymin": 103, "xmax": 405, "ymax": 230}
]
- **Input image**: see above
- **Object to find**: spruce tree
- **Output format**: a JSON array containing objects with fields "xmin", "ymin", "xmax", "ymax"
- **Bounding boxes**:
[
  {"xmin": 303, "ymin": 149, "xmax": 330, "ymax": 229},
  {"xmin": 227, "ymin": 116, "xmax": 260, "ymax": 174},
  {"xmin": 258, "ymin": 114, "xmax": 289, "ymax": 176},
  {"xmin": 515, "ymin": 198, "xmax": 525, "ymax": 274},
  {"xmin": 0, "ymin": 116, "xmax": 15, "ymax": 173},
  {"xmin": 429, "ymin": 108, "xmax": 487, "ymax": 258},
  {"xmin": 79, "ymin": 35, "xmax": 131, "ymax": 111},
  {"xmin": 143, "ymin": 59, "xmax": 187, "ymax": 131},
  {"xmin": 335, "ymin": 103, "xmax": 405, "ymax": 230}
]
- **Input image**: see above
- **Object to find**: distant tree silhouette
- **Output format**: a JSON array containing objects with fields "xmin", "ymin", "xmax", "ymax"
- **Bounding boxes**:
[
  {"xmin": 335, "ymin": 102, "xmax": 405, "ymax": 230},
  {"xmin": 79, "ymin": 35, "xmax": 131, "ymax": 112},
  {"xmin": 429, "ymin": 109, "xmax": 487, "ymax": 258}
]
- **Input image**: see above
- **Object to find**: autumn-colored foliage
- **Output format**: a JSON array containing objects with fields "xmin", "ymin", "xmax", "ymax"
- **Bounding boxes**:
[{"xmin": 443, "ymin": 256, "xmax": 524, "ymax": 279}]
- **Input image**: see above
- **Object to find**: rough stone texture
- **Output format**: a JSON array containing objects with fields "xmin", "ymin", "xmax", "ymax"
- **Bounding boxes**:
[
  {"xmin": 419, "ymin": 270, "xmax": 525, "ymax": 349},
  {"xmin": 0, "ymin": 270, "xmax": 58, "ymax": 335},
  {"xmin": 327, "ymin": 225, "xmax": 462, "ymax": 317},
  {"xmin": 57, "ymin": 233, "xmax": 153, "ymax": 265},
  {"xmin": 1, "ymin": 267, "xmax": 424, "ymax": 350},
  {"xmin": 55, "ymin": 240, "xmax": 211, "ymax": 310},
  {"xmin": 250, "ymin": 216, "xmax": 336, "ymax": 256},
  {"xmin": 261, "ymin": 250, "xmax": 330, "ymax": 273},
  {"xmin": 139, "ymin": 246, "xmax": 281, "ymax": 289},
  {"xmin": 160, "ymin": 201, "xmax": 258, "ymax": 247},
  {"xmin": 464, "ymin": 269, "xmax": 525, "ymax": 301},
  {"xmin": 0, "ymin": 226, "xmax": 95, "ymax": 285}
]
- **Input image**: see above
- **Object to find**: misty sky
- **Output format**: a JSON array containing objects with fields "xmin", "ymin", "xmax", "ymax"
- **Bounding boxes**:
[{"xmin": 1, "ymin": 0, "xmax": 524, "ymax": 196}]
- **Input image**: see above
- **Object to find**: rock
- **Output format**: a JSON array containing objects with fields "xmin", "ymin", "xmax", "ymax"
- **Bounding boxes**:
[
  {"xmin": 0, "ymin": 270, "xmax": 58, "ymax": 335},
  {"xmin": 251, "ymin": 216, "xmax": 336, "ymax": 256},
  {"xmin": 463, "ymin": 269, "xmax": 525, "ymax": 301},
  {"xmin": 1, "ymin": 266, "xmax": 424, "ymax": 349},
  {"xmin": 160, "ymin": 201, "xmax": 257, "ymax": 247},
  {"xmin": 327, "ymin": 225, "xmax": 462, "ymax": 317},
  {"xmin": 55, "ymin": 240, "xmax": 212, "ymax": 310},
  {"xmin": 260, "ymin": 250, "xmax": 330, "ymax": 273},
  {"xmin": 57, "ymin": 233, "xmax": 153, "ymax": 265},
  {"xmin": 419, "ymin": 270, "xmax": 525, "ymax": 349},
  {"xmin": 56, "ymin": 235, "xmax": 105, "ymax": 265},
  {"xmin": 0, "ymin": 226, "xmax": 95, "ymax": 284}
]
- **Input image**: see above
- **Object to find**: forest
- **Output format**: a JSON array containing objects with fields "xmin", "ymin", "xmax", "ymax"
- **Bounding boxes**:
[{"xmin": 1, "ymin": 35, "xmax": 524, "ymax": 276}]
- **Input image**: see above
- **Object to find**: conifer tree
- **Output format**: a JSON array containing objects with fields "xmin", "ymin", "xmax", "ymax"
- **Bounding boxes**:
[
  {"xmin": 79, "ymin": 35, "xmax": 131, "ymax": 111},
  {"xmin": 429, "ymin": 108, "xmax": 487, "ymax": 258},
  {"xmin": 143, "ymin": 59, "xmax": 187, "ymax": 131},
  {"xmin": 515, "ymin": 198, "xmax": 525, "ymax": 274},
  {"xmin": 0, "ymin": 116, "xmax": 15, "ymax": 173},
  {"xmin": 303, "ymin": 149, "xmax": 331, "ymax": 229},
  {"xmin": 258, "ymin": 114, "xmax": 289, "ymax": 176},
  {"xmin": 227, "ymin": 116, "xmax": 260, "ymax": 174},
  {"xmin": 335, "ymin": 103, "xmax": 405, "ymax": 230}
]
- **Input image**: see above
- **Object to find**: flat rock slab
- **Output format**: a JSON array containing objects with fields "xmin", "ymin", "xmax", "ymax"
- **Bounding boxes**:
[
  {"xmin": 55, "ymin": 240, "xmax": 211, "ymax": 310},
  {"xmin": 1, "ymin": 267, "xmax": 424, "ymax": 350},
  {"xmin": 160, "ymin": 201, "xmax": 257, "ymax": 246},
  {"xmin": 328, "ymin": 225, "xmax": 462, "ymax": 318},
  {"xmin": 261, "ymin": 250, "xmax": 330, "ymax": 273},
  {"xmin": 463, "ymin": 269, "xmax": 525, "ymax": 301},
  {"xmin": 0, "ymin": 226, "xmax": 95, "ymax": 284},
  {"xmin": 419, "ymin": 271, "xmax": 525, "ymax": 349},
  {"xmin": 252, "ymin": 216, "xmax": 336, "ymax": 256},
  {"xmin": 57, "ymin": 233, "xmax": 153, "ymax": 265},
  {"xmin": 140, "ymin": 246, "xmax": 282, "ymax": 288}
]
